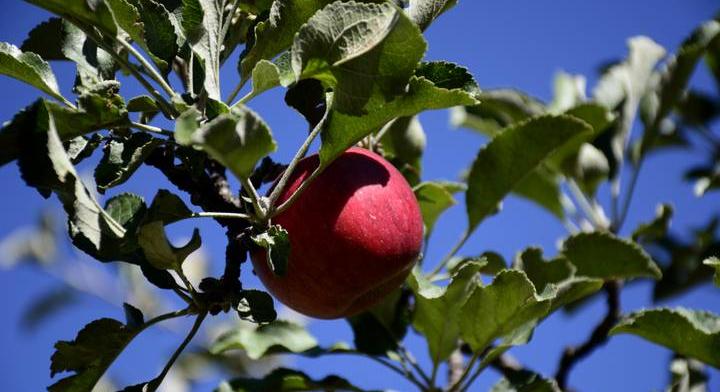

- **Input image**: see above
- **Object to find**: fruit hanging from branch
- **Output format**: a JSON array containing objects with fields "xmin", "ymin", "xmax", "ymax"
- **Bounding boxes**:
[{"xmin": 251, "ymin": 147, "xmax": 424, "ymax": 319}]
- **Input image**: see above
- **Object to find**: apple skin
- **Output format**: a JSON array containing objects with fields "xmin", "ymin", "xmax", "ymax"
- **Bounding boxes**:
[{"xmin": 250, "ymin": 147, "xmax": 423, "ymax": 319}]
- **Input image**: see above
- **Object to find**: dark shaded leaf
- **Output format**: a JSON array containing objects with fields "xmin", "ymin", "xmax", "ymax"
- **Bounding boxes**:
[
  {"xmin": 95, "ymin": 132, "xmax": 162, "ymax": 193},
  {"xmin": 237, "ymin": 289, "xmax": 276, "ymax": 323},
  {"xmin": 48, "ymin": 318, "xmax": 139, "ymax": 392},
  {"xmin": 21, "ymin": 18, "xmax": 65, "ymax": 61},
  {"xmin": 217, "ymin": 368, "xmax": 370, "ymax": 392}
]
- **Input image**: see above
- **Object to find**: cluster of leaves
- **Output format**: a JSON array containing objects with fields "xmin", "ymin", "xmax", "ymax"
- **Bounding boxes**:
[{"xmin": 0, "ymin": 0, "xmax": 719, "ymax": 391}]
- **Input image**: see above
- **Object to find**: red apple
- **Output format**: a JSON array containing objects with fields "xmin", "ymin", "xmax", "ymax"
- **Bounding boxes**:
[{"xmin": 250, "ymin": 147, "xmax": 423, "ymax": 319}]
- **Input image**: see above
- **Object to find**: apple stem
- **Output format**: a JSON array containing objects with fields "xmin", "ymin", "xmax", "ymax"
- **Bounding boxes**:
[{"xmin": 266, "ymin": 99, "xmax": 333, "ymax": 216}]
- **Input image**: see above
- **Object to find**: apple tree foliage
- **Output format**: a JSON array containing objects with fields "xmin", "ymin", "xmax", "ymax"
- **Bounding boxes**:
[{"xmin": 0, "ymin": 0, "xmax": 719, "ymax": 391}]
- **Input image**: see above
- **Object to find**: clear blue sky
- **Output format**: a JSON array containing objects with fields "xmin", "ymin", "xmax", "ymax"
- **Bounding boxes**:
[{"xmin": 1, "ymin": 1, "xmax": 719, "ymax": 391}]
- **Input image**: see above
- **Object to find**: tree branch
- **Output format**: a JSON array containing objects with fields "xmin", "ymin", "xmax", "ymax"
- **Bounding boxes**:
[
  {"xmin": 555, "ymin": 280, "xmax": 621, "ymax": 390},
  {"xmin": 145, "ymin": 145, "xmax": 246, "ymax": 229}
]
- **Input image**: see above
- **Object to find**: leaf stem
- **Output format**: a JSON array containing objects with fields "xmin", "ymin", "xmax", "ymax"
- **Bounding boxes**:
[
  {"xmin": 266, "ymin": 102, "xmax": 331, "ymax": 216},
  {"xmin": 130, "ymin": 122, "xmax": 174, "ymax": 137},
  {"xmin": 613, "ymin": 159, "xmax": 643, "ymax": 233},
  {"xmin": 363, "ymin": 355, "xmax": 427, "ymax": 391},
  {"xmin": 447, "ymin": 351, "xmax": 479, "ymax": 392},
  {"xmin": 567, "ymin": 179, "xmax": 609, "ymax": 230},
  {"xmin": 227, "ymin": 78, "xmax": 249, "ymax": 105},
  {"xmin": 190, "ymin": 211, "xmax": 255, "ymax": 221},
  {"xmin": 142, "ymin": 308, "xmax": 193, "ymax": 331},
  {"xmin": 219, "ymin": 0, "xmax": 241, "ymax": 56},
  {"xmin": 148, "ymin": 311, "xmax": 207, "ymax": 392},
  {"xmin": 116, "ymin": 38, "xmax": 176, "ymax": 98},
  {"xmin": 174, "ymin": 267, "xmax": 198, "ymax": 297},
  {"xmin": 428, "ymin": 229, "xmax": 469, "ymax": 277}
]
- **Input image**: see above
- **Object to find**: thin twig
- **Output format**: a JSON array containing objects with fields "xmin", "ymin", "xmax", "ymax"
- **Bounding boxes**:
[
  {"xmin": 555, "ymin": 281, "xmax": 621, "ymax": 390},
  {"xmin": 489, "ymin": 354, "xmax": 524, "ymax": 378},
  {"xmin": 227, "ymin": 78, "xmax": 249, "ymax": 106},
  {"xmin": 148, "ymin": 311, "xmax": 207, "ymax": 392},
  {"xmin": 428, "ymin": 229, "xmax": 469, "ymax": 277},
  {"xmin": 448, "ymin": 351, "xmax": 480, "ymax": 392},
  {"xmin": 567, "ymin": 179, "xmax": 608, "ymax": 230}
]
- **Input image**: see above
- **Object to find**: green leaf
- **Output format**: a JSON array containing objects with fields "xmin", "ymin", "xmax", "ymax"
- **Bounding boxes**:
[
  {"xmin": 548, "ymin": 71, "xmax": 586, "ymax": 114},
  {"xmin": 210, "ymin": 320, "xmax": 317, "ymax": 359},
  {"xmin": 1, "ymin": 89, "xmax": 129, "ymax": 166},
  {"xmin": 320, "ymin": 75, "xmax": 477, "ymax": 165},
  {"xmin": 515, "ymin": 248, "xmax": 573, "ymax": 293},
  {"xmin": 26, "ymin": 0, "xmax": 118, "ymax": 38},
  {"xmin": 561, "ymin": 231, "xmax": 662, "ymax": 280},
  {"xmin": 238, "ymin": 0, "xmax": 334, "ymax": 82},
  {"xmin": 466, "ymin": 115, "xmax": 592, "ymax": 230},
  {"xmin": 641, "ymin": 20, "xmax": 720, "ymax": 152},
  {"xmin": 513, "ymin": 168, "xmax": 564, "ymax": 219},
  {"xmin": 491, "ymin": 370, "xmax": 561, "ymax": 392},
  {"xmin": 95, "ymin": 132, "xmax": 162, "ymax": 193},
  {"xmin": 145, "ymin": 189, "xmax": 194, "ymax": 224},
  {"xmin": 414, "ymin": 61, "xmax": 479, "ymax": 95},
  {"xmin": 407, "ymin": 0, "xmax": 458, "ymax": 31},
  {"xmin": 48, "ymin": 318, "xmax": 140, "ymax": 392},
  {"xmin": 59, "ymin": 20, "xmax": 116, "ymax": 83},
  {"xmin": 451, "ymin": 89, "xmax": 546, "ymax": 136},
  {"xmin": 138, "ymin": 221, "xmax": 201, "ymax": 270},
  {"xmin": 251, "ymin": 225, "xmax": 291, "ymax": 276},
  {"xmin": 129, "ymin": 0, "xmax": 179, "ymax": 74},
  {"xmin": 217, "ymin": 368, "xmax": 369, "ymax": 392},
  {"xmin": 703, "ymin": 257, "xmax": 720, "ymax": 287},
  {"xmin": 409, "ymin": 262, "xmax": 482, "ymax": 365},
  {"xmin": 184, "ymin": 0, "xmax": 222, "ymax": 99},
  {"xmin": 127, "ymin": 96, "xmax": 159, "ymax": 113},
  {"xmin": 0, "ymin": 42, "xmax": 66, "ymax": 103},
  {"xmin": 514, "ymin": 247, "xmax": 603, "ymax": 311},
  {"xmin": 414, "ymin": 181, "xmax": 458, "ymax": 239},
  {"xmin": 610, "ymin": 307, "xmax": 720, "ymax": 368},
  {"xmin": 459, "ymin": 270, "xmax": 552, "ymax": 352},
  {"xmin": 237, "ymin": 290, "xmax": 277, "ymax": 324},
  {"xmin": 243, "ymin": 60, "xmax": 283, "ymax": 102},
  {"xmin": 182, "ymin": 105, "xmax": 276, "ymax": 179},
  {"xmin": 292, "ymin": 1, "xmax": 426, "ymax": 115},
  {"xmin": 593, "ymin": 36, "xmax": 666, "ymax": 172},
  {"xmin": 21, "ymin": 18, "xmax": 65, "ymax": 61},
  {"xmin": 632, "ymin": 203, "xmax": 673, "ymax": 242}
]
